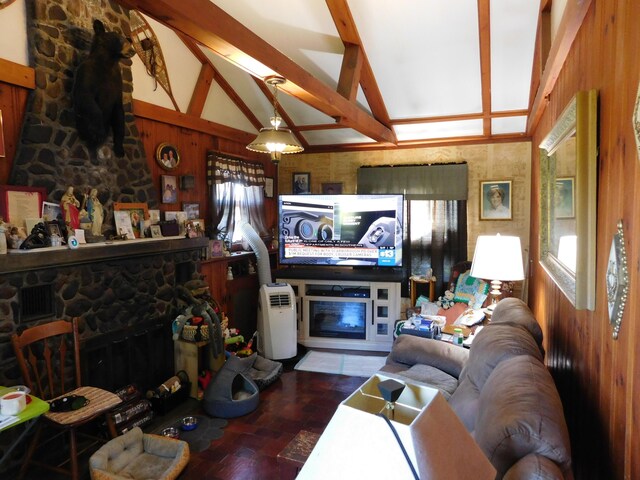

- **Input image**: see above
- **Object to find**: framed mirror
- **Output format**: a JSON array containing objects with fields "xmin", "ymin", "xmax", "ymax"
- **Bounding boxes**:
[{"xmin": 539, "ymin": 90, "xmax": 598, "ymax": 310}]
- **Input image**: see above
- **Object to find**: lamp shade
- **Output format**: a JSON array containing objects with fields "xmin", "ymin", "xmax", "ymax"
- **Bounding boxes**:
[
  {"xmin": 246, "ymin": 127, "xmax": 303, "ymax": 155},
  {"xmin": 470, "ymin": 234, "xmax": 524, "ymax": 281}
]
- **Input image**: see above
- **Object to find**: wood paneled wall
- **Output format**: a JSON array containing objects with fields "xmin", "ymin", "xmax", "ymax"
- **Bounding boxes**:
[
  {"xmin": 0, "ymin": 81, "xmax": 28, "ymax": 185},
  {"xmin": 529, "ymin": 1, "xmax": 640, "ymax": 478},
  {"xmin": 132, "ymin": 118, "xmax": 278, "ymax": 234}
]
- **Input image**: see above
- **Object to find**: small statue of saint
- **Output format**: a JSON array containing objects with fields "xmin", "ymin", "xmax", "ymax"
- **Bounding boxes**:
[
  {"xmin": 86, "ymin": 188, "xmax": 104, "ymax": 236},
  {"xmin": 60, "ymin": 186, "xmax": 80, "ymax": 231}
]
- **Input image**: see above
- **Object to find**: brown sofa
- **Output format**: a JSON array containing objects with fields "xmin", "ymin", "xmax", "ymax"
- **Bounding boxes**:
[{"xmin": 381, "ymin": 298, "xmax": 572, "ymax": 479}]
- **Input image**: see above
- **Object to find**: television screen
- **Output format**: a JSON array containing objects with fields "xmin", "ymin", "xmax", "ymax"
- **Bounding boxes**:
[{"xmin": 278, "ymin": 194, "xmax": 403, "ymax": 267}]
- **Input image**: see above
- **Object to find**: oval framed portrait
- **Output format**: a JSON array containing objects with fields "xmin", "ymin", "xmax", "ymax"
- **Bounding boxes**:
[{"xmin": 155, "ymin": 143, "xmax": 180, "ymax": 170}]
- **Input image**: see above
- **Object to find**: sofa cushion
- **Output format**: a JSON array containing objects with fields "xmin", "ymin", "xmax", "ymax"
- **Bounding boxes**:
[
  {"xmin": 449, "ymin": 322, "xmax": 544, "ymax": 431},
  {"xmin": 474, "ymin": 356, "xmax": 572, "ymax": 479},
  {"xmin": 385, "ymin": 334, "xmax": 469, "ymax": 378},
  {"xmin": 379, "ymin": 363, "xmax": 458, "ymax": 399},
  {"xmin": 491, "ymin": 298, "xmax": 544, "ymax": 354},
  {"xmin": 459, "ymin": 321, "xmax": 543, "ymax": 390}
]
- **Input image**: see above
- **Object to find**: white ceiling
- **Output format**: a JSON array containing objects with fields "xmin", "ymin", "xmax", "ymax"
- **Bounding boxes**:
[{"xmin": 127, "ymin": 0, "xmax": 543, "ymax": 151}]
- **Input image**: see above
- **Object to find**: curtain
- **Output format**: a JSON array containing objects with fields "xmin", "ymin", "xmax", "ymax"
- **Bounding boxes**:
[
  {"xmin": 206, "ymin": 152, "xmax": 267, "ymax": 241},
  {"xmin": 407, "ymin": 200, "xmax": 467, "ymax": 296},
  {"xmin": 358, "ymin": 163, "xmax": 468, "ymax": 297}
]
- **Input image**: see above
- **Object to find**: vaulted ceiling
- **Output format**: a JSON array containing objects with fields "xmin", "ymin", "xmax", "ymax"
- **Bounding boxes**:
[{"xmin": 118, "ymin": 0, "xmax": 585, "ymax": 153}]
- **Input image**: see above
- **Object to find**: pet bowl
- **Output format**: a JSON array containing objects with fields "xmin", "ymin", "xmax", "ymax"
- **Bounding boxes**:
[
  {"xmin": 181, "ymin": 416, "xmax": 198, "ymax": 431},
  {"xmin": 161, "ymin": 427, "xmax": 180, "ymax": 439}
]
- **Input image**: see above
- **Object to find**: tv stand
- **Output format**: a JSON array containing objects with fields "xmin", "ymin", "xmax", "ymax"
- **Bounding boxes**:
[{"xmin": 275, "ymin": 273, "xmax": 400, "ymax": 352}]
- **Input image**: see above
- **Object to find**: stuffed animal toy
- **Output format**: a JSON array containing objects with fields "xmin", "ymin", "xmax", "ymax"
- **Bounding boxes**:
[{"xmin": 73, "ymin": 19, "xmax": 135, "ymax": 157}]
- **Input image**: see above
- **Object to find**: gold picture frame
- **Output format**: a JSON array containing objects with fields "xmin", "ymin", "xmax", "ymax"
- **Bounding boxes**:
[
  {"xmin": 155, "ymin": 143, "xmax": 180, "ymax": 170},
  {"xmin": 113, "ymin": 202, "xmax": 149, "ymax": 238},
  {"xmin": 539, "ymin": 90, "xmax": 598, "ymax": 310}
]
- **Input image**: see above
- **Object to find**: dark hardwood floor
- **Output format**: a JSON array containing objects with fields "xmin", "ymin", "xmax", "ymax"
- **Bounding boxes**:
[{"xmin": 182, "ymin": 370, "xmax": 366, "ymax": 480}]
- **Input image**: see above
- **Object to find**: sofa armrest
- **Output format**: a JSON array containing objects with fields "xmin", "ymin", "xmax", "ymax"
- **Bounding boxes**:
[
  {"xmin": 503, "ymin": 453, "xmax": 569, "ymax": 480},
  {"xmin": 387, "ymin": 334, "xmax": 469, "ymax": 378}
]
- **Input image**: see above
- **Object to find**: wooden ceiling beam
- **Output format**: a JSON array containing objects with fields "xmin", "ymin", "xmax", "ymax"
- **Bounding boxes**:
[
  {"xmin": 337, "ymin": 43, "xmax": 363, "ymax": 102},
  {"xmin": 477, "ymin": 0, "xmax": 492, "ymax": 137},
  {"xmin": 116, "ymin": 0, "xmax": 396, "ymax": 145},
  {"xmin": 187, "ymin": 63, "xmax": 214, "ymax": 117},
  {"xmin": 178, "ymin": 33, "xmax": 264, "ymax": 131},
  {"xmin": 308, "ymin": 133, "xmax": 530, "ymax": 153},
  {"xmin": 527, "ymin": 0, "xmax": 593, "ymax": 134},
  {"xmin": 0, "ymin": 58, "xmax": 35, "ymax": 89},
  {"xmin": 326, "ymin": 0, "xmax": 395, "ymax": 139},
  {"xmin": 133, "ymin": 99, "xmax": 255, "ymax": 144},
  {"xmin": 393, "ymin": 109, "xmax": 529, "ymax": 125}
]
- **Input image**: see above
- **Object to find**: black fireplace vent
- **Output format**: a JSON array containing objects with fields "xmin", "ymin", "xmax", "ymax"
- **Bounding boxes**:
[{"xmin": 20, "ymin": 284, "xmax": 55, "ymax": 322}]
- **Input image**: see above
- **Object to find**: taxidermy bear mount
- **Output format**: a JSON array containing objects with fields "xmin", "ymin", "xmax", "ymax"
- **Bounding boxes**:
[{"xmin": 73, "ymin": 19, "xmax": 135, "ymax": 157}]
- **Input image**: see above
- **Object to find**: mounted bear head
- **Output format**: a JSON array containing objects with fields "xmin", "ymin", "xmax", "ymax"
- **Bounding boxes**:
[{"xmin": 73, "ymin": 19, "xmax": 135, "ymax": 157}]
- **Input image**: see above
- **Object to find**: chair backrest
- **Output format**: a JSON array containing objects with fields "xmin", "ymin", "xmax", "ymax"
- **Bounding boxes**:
[{"xmin": 11, "ymin": 318, "xmax": 82, "ymax": 400}]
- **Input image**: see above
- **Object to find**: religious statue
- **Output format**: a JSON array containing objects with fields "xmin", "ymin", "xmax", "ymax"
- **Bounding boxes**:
[
  {"xmin": 60, "ymin": 186, "xmax": 80, "ymax": 231},
  {"xmin": 86, "ymin": 188, "xmax": 104, "ymax": 236}
]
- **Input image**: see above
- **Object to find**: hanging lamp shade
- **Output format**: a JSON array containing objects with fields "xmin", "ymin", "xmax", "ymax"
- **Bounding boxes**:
[
  {"xmin": 247, "ymin": 75, "xmax": 303, "ymax": 163},
  {"xmin": 246, "ymin": 126, "xmax": 303, "ymax": 163}
]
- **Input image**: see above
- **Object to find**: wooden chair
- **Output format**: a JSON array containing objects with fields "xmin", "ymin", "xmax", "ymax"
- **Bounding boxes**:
[{"xmin": 11, "ymin": 318, "xmax": 122, "ymax": 480}]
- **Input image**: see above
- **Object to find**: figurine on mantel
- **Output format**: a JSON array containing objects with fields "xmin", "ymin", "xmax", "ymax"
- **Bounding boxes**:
[
  {"xmin": 60, "ymin": 186, "xmax": 80, "ymax": 231},
  {"xmin": 86, "ymin": 188, "xmax": 104, "ymax": 237}
]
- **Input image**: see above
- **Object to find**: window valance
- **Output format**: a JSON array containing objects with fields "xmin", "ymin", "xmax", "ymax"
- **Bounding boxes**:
[
  {"xmin": 207, "ymin": 152, "xmax": 265, "ymax": 187},
  {"xmin": 357, "ymin": 162, "xmax": 468, "ymax": 200}
]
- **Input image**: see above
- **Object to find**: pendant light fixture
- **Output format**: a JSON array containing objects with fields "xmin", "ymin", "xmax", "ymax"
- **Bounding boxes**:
[{"xmin": 246, "ymin": 75, "xmax": 303, "ymax": 164}]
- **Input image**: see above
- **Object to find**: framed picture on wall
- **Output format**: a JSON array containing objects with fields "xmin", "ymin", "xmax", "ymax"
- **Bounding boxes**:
[
  {"xmin": 479, "ymin": 180, "xmax": 512, "ymax": 220},
  {"xmin": 182, "ymin": 202, "xmax": 200, "ymax": 220},
  {"xmin": 264, "ymin": 177, "xmax": 274, "ymax": 198},
  {"xmin": 0, "ymin": 185, "xmax": 46, "ymax": 228},
  {"xmin": 293, "ymin": 172, "xmax": 310, "ymax": 194},
  {"xmin": 555, "ymin": 177, "xmax": 575, "ymax": 219},
  {"xmin": 155, "ymin": 143, "xmax": 180, "ymax": 170},
  {"xmin": 161, "ymin": 175, "xmax": 178, "ymax": 204}
]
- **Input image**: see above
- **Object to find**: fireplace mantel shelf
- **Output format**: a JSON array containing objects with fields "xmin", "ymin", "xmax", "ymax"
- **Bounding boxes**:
[{"xmin": 1, "ymin": 236, "xmax": 209, "ymax": 274}]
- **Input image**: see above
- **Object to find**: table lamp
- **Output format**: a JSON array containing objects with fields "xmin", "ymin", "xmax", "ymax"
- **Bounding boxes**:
[{"xmin": 470, "ymin": 234, "xmax": 524, "ymax": 309}]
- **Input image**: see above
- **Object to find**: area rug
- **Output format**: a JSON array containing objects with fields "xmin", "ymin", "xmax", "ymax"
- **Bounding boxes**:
[
  {"xmin": 153, "ymin": 414, "xmax": 228, "ymax": 452},
  {"xmin": 294, "ymin": 351, "xmax": 386, "ymax": 377}
]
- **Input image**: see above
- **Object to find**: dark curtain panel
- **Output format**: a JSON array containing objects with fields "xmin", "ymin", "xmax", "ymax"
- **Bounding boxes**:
[
  {"xmin": 358, "ymin": 163, "xmax": 468, "ymax": 298},
  {"xmin": 406, "ymin": 200, "xmax": 467, "ymax": 297}
]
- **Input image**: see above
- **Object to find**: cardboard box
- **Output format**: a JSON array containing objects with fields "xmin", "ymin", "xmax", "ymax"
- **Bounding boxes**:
[{"xmin": 298, "ymin": 374, "xmax": 495, "ymax": 480}]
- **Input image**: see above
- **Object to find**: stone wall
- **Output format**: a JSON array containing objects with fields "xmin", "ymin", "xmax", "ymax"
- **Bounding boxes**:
[
  {"xmin": 11, "ymin": 0, "xmax": 157, "ymax": 237},
  {"xmin": 0, "ymin": 247, "xmax": 201, "ymax": 387}
]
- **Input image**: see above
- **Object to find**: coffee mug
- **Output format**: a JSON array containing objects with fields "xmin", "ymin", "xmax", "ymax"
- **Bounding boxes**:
[{"xmin": 1, "ymin": 391, "xmax": 27, "ymax": 415}]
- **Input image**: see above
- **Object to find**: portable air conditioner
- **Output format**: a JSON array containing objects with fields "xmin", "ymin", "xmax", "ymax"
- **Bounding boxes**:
[{"xmin": 257, "ymin": 283, "xmax": 297, "ymax": 360}]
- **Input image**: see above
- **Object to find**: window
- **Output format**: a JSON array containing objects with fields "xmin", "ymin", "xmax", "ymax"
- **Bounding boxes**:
[{"xmin": 207, "ymin": 153, "xmax": 268, "ymax": 242}]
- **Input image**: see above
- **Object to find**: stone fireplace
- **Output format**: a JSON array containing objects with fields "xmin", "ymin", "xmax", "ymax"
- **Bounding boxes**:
[
  {"xmin": 11, "ymin": 0, "xmax": 157, "ymax": 234},
  {"xmin": 0, "ymin": 237, "xmax": 209, "ymax": 389}
]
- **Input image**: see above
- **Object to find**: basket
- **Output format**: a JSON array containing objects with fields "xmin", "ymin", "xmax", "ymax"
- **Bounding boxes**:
[{"xmin": 181, "ymin": 323, "xmax": 209, "ymax": 342}]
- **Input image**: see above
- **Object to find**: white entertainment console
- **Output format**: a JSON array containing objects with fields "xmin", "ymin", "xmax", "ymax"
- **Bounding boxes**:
[{"xmin": 275, "ymin": 270, "xmax": 401, "ymax": 352}]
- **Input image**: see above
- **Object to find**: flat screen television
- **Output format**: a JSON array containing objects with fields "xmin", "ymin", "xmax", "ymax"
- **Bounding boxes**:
[{"xmin": 278, "ymin": 194, "xmax": 403, "ymax": 267}]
